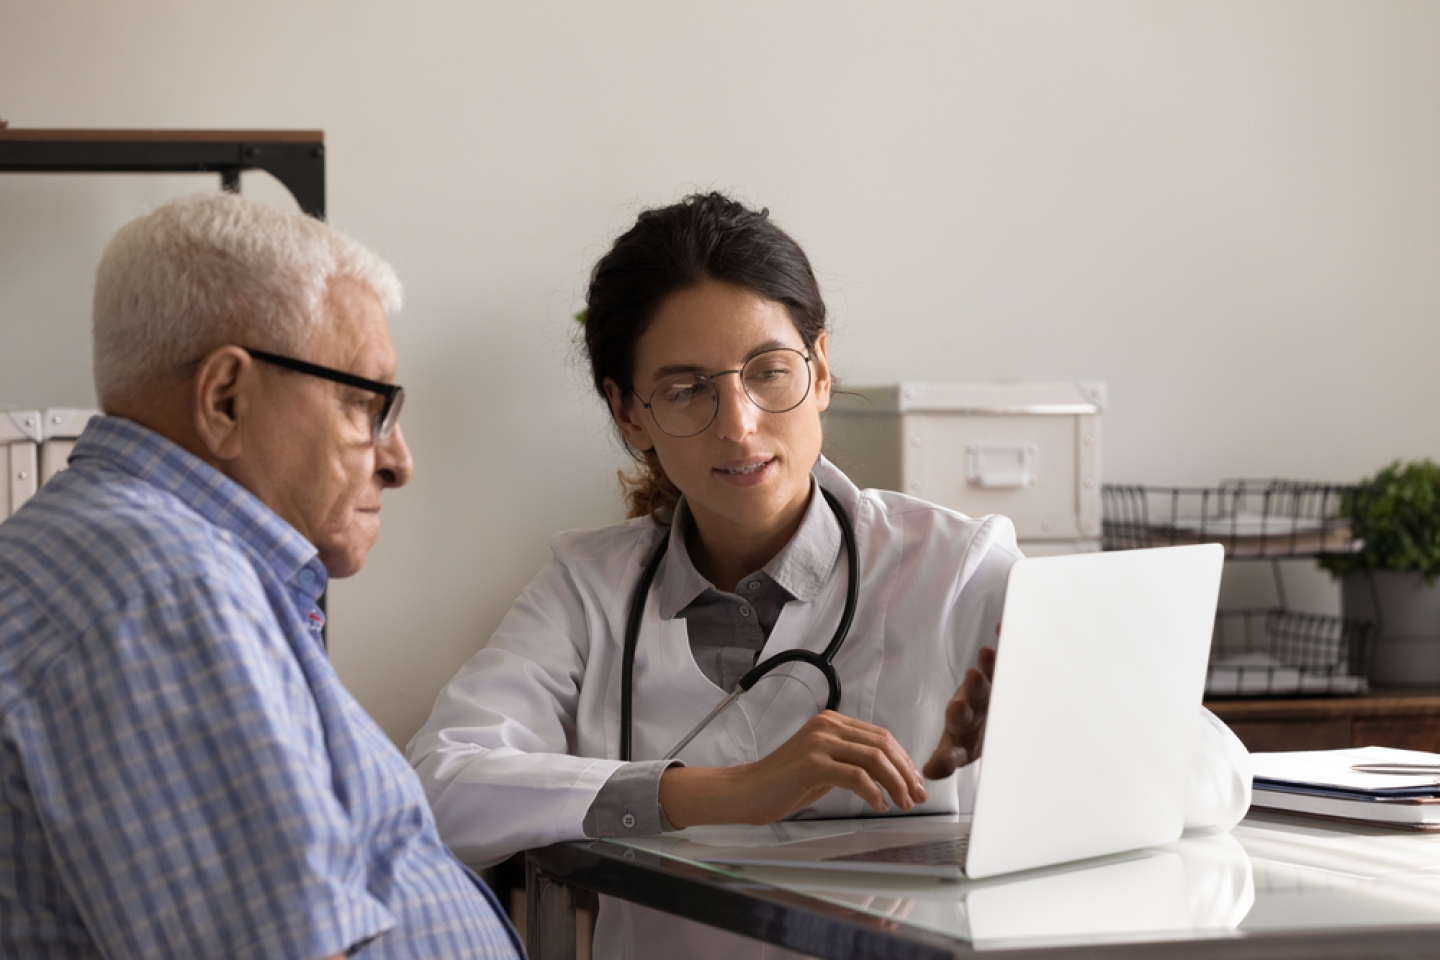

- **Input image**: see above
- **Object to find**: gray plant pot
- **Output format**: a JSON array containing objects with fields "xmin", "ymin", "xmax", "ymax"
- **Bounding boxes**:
[{"xmin": 1341, "ymin": 571, "xmax": 1440, "ymax": 685}]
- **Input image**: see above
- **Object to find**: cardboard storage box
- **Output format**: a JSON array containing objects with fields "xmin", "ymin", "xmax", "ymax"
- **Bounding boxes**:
[
  {"xmin": 2, "ymin": 409, "xmax": 41, "ymax": 519},
  {"xmin": 1, "ymin": 408, "xmax": 99, "ymax": 519},
  {"xmin": 823, "ymin": 382, "xmax": 1105, "ymax": 556}
]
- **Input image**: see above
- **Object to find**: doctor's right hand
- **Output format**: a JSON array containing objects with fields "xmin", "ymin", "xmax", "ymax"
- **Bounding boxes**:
[{"xmin": 658, "ymin": 711, "xmax": 928, "ymax": 828}]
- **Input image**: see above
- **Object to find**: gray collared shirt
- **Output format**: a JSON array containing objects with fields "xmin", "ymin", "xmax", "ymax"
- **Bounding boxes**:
[
  {"xmin": 581, "ymin": 478, "xmax": 842, "ymax": 838},
  {"xmin": 659, "ymin": 478, "xmax": 842, "ymax": 690}
]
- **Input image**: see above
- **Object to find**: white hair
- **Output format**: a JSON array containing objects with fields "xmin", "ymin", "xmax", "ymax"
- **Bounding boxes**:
[{"xmin": 92, "ymin": 191, "xmax": 402, "ymax": 407}]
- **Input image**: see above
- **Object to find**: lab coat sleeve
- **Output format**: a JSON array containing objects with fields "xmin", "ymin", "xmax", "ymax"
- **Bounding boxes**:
[
  {"xmin": 945, "ymin": 517, "xmax": 1022, "ymax": 678},
  {"xmin": 407, "ymin": 554, "xmax": 626, "ymax": 867},
  {"xmin": 1178, "ymin": 833, "xmax": 1255, "ymax": 932},
  {"xmin": 1183, "ymin": 708, "xmax": 1253, "ymax": 834}
]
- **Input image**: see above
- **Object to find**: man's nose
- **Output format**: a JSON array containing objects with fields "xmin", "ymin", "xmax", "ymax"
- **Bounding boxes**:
[
  {"xmin": 712, "ymin": 373, "xmax": 758, "ymax": 442},
  {"xmin": 376, "ymin": 423, "xmax": 415, "ymax": 488}
]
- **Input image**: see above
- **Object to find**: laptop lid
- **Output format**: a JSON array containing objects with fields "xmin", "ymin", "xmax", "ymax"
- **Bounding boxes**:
[
  {"xmin": 964, "ymin": 543, "xmax": 1222, "ymax": 877},
  {"xmin": 695, "ymin": 544, "xmax": 1223, "ymax": 879}
]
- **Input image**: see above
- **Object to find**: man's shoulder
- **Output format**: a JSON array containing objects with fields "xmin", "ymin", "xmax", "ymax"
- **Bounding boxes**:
[
  {"xmin": 0, "ymin": 464, "xmax": 270, "ymax": 663},
  {"xmin": 2, "ymin": 461, "xmax": 245, "ymax": 573}
]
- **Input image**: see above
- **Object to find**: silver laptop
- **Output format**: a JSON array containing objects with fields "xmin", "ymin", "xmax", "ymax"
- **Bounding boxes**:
[{"xmin": 696, "ymin": 544, "xmax": 1224, "ymax": 880}]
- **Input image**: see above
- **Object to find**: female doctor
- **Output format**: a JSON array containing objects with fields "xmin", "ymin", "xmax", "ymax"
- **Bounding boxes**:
[{"xmin": 408, "ymin": 193, "xmax": 1251, "ymax": 958}]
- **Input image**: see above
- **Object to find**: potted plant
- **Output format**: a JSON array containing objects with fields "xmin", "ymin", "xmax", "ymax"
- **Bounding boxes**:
[{"xmin": 1320, "ymin": 459, "xmax": 1440, "ymax": 685}]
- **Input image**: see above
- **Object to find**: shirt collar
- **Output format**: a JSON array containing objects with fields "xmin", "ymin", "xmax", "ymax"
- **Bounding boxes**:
[
  {"xmin": 653, "ymin": 510, "xmax": 713, "ymax": 620},
  {"xmin": 766, "ymin": 477, "xmax": 843, "ymax": 602},
  {"xmin": 70, "ymin": 415, "xmax": 328, "ymax": 602},
  {"xmin": 653, "ymin": 473, "xmax": 842, "ymax": 619}
]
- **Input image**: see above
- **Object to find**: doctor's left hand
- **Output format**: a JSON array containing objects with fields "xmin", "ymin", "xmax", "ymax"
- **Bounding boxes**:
[
  {"xmin": 922, "ymin": 644, "xmax": 996, "ymax": 780},
  {"xmin": 658, "ymin": 711, "xmax": 928, "ymax": 828}
]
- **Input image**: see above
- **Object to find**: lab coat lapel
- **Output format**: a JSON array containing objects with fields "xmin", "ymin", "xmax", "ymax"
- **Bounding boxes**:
[
  {"xmin": 737, "ymin": 587, "xmax": 840, "ymax": 745},
  {"xmin": 627, "ymin": 616, "xmax": 759, "ymax": 764},
  {"xmin": 736, "ymin": 465, "xmax": 855, "ymax": 739},
  {"xmin": 744, "ymin": 487, "xmax": 897, "ymax": 818}
]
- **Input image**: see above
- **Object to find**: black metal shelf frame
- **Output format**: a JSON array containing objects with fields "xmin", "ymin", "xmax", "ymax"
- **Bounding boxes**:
[{"xmin": 0, "ymin": 130, "xmax": 325, "ymax": 218}]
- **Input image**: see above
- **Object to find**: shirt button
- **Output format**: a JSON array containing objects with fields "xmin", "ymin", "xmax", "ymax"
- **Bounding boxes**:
[
  {"xmin": 747, "ymin": 580, "xmax": 761, "ymax": 591},
  {"xmin": 739, "ymin": 605, "xmax": 751, "ymax": 618},
  {"xmin": 299, "ymin": 569, "xmax": 315, "ymax": 586},
  {"xmin": 622, "ymin": 813, "xmax": 636, "ymax": 829}
]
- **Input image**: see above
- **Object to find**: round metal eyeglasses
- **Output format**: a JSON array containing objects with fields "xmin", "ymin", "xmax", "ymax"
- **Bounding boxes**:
[
  {"xmin": 634, "ymin": 347, "xmax": 813, "ymax": 438},
  {"xmin": 245, "ymin": 348, "xmax": 405, "ymax": 445}
]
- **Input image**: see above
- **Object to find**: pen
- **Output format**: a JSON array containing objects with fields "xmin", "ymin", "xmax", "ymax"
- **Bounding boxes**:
[{"xmin": 1350, "ymin": 763, "xmax": 1440, "ymax": 776}]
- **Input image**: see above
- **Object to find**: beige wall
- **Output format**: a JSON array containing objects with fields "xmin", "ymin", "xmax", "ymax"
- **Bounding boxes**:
[{"xmin": 2, "ymin": 1, "xmax": 1437, "ymax": 745}]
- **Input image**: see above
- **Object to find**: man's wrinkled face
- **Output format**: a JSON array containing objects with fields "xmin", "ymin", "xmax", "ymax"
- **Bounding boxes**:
[{"xmin": 238, "ymin": 277, "xmax": 414, "ymax": 577}]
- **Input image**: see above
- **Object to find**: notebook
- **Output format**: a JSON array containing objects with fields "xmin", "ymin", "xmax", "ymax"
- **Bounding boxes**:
[
  {"xmin": 1250, "ymin": 746, "xmax": 1440, "ymax": 829},
  {"xmin": 696, "ymin": 544, "xmax": 1224, "ymax": 880}
]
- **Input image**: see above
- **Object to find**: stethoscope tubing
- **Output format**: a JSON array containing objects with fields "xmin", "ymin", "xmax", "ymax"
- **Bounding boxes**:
[{"xmin": 620, "ymin": 486, "xmax": 860, "ymax": 762}]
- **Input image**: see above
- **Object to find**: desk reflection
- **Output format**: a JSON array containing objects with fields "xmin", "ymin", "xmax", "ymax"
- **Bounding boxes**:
[
  {"xmin": 1237, "ymin": 812, "xmax": 1440, "ymax": 933},
  {"xmin": 613, "ymin": 823, "xmax": 1253, "ymax": 953}
]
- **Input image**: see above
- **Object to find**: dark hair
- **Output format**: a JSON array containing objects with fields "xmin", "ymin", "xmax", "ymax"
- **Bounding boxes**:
[{"xmin": 583, "ymin": 192, "xmax": 828, "ymax": 518}]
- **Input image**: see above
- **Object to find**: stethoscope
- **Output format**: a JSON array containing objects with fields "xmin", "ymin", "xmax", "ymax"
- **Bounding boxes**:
[{"xmin": 619, "ymin": 486, "xmax": 860, "ymax": 761}]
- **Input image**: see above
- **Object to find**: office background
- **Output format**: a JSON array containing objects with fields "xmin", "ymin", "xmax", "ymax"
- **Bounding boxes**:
[{"xmin": 1, "ymin": 1, "xmax": 1436, "ymax": 747}]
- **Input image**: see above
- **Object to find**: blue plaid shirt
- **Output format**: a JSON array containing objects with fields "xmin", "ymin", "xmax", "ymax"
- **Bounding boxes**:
[{"xmin": 0, "ymin": 416, "xmax": 522, "ymax": 960}]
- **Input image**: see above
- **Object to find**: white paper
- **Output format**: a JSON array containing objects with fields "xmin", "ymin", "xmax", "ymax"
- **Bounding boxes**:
[{"xmin": 1251, "ymin": 746, "xmax": 1440, "ymax": 792}]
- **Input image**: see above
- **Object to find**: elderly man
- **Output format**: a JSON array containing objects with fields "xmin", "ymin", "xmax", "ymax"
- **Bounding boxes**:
[{"xmin": 0, "ymin": 193, "xmax": 522, "ymax": 959}]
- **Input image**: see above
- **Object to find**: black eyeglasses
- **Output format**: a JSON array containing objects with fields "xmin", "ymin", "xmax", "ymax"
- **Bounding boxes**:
[
  {"xmin": 245, "ymin": 348, "xmax": 405, "ymax": 444},
  {"xmin": 634, "ymin": 347, "xmax": 813, "ymax": 438}
]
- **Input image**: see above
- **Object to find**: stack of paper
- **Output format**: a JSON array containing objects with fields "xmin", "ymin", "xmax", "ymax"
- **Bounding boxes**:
[
  {"xmin": 1251, "ymin": 746, "xmax": 1440, "ymax": 828},
  {"xmin": 1147, "ymin": 513, "xmax": 1358, "ymax": 557},
  {"xmin": 1206, "ymin": 652, "xmax": 1367, "ymax": 697}
]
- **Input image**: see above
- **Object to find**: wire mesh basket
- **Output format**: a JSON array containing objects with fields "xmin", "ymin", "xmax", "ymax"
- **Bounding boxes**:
[
  {"xmin": 1102, "ymin": 480, "xmax": 1361, "ymax": 558},
  {"xmin": 1103, "ymin": 479, "xmax": 1373, "ymax": 699},
  {"xmin": 1205, "ymin": 608, "xmax": 1375, "ymax": 698}
]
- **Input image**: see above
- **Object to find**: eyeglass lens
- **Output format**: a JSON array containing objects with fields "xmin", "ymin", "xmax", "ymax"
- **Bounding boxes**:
[
  {"xmin": 375, "ymin": 387, "xmax": 405, "ymax": 444},
  {"xmin": 646, "ymin": 348, "xmax": 811, "ymax": 438}
]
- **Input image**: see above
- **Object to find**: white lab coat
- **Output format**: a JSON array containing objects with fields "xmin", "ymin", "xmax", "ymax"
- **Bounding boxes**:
[{"xmin": 408, "ymin": 458, "xmax": 1251, "ymax": 960}]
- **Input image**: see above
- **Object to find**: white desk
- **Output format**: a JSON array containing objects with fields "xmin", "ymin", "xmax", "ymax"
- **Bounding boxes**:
[{"xmin": 526, "ymin": 811, "xmax": 1440, "ymax": 958}]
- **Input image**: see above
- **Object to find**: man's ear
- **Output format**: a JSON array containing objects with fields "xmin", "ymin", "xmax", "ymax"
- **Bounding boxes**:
[
  {"xmin": 602, "ymin": 378, "xmax": 654, "ymax": 452},
  {"xmin": 192, "ymin": 346, "xmax": 253, "ymax": 462}
]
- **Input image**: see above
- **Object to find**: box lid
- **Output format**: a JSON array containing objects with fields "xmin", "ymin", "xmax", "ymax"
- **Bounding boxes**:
[
  {"xmin": 0, "ymin": 409, "xmax": 43, "ymax": 443},
  {"xmin": 827, "ymin": 381, "xmax": 1106, "ymax": 416},
  {"xmin": 41, "ymin": 408, "xmax": 99, "ymax": 440}
]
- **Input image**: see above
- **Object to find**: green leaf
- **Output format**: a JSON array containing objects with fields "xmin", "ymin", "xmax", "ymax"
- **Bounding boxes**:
[{"xmin": 1319, "ymin": 459, "xmax": 1440, "ymax": 582}]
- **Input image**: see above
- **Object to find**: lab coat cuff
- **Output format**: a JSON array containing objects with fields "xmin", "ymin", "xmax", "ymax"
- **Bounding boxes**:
[{"xmin": 581, "ymin": 759, "xmax": 683, "ymax": 838}]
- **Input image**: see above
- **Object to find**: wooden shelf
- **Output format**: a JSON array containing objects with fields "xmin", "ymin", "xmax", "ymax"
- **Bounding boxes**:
[
  {"xmin": 0, "ymin": 128, "xmax": 326, "ymax": 217},
  {"xmin": 1207, "ymin": 687, "xmax": 1440, "ymax": 752},
  {"xmin": 0, "ymin": 129, "xmax": 322, "ymax": 142}
]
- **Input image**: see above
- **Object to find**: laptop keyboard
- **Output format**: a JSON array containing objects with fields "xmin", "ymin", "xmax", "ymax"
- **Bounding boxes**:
[{"xmin": 825, "ymin": 834, "xmax": 971, "ymax": 867}]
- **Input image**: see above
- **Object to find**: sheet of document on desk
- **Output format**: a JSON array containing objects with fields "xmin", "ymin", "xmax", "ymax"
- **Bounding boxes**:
[
  {"xmin": 615, "ymin": 817, "xmax": 970, "ymax": 860},
  {"xmin": 1252, "ymin": 746, "xmax": 1440, "ymax": 796}
]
